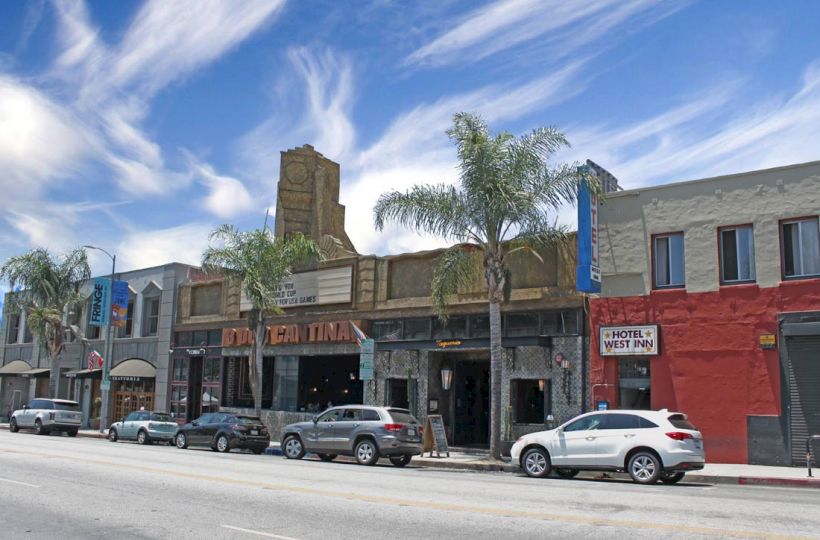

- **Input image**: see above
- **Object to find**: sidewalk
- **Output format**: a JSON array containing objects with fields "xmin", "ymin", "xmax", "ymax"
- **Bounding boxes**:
[{"xmin": 5, "ymin": 424, "xmax": 819, "ymax": 488}]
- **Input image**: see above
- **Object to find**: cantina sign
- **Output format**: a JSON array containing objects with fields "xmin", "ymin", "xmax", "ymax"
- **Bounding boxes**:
[
  {"xmin": 600, "ymin": 325, "xmax": 659, "ymax": 356},
  {"xmin": 223, "ymin": 320, "xmax": 361, "ymax": 347}
]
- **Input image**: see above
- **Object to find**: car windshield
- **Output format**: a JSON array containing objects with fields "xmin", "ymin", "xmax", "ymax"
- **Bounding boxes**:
[
  {"xmin": 151, "ymin": 413, "xmax": 173, "ymax": 422},
  {"xmin": 668, "ymin": 414, "xmax": 698, "ymax": 431},
  {"xmin": 235, "ymin": 416, "xmax": 261, "ymax": 425},
  {"xmin": 387, "ymin": 410, "xmax": 419, "ymax": 424},
  {"xmin": 53, "ymin": 402, "xmax": 79, "ymax": 411}
]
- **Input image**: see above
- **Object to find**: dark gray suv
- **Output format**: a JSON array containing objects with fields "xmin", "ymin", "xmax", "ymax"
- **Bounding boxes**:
[{"xmin": 281, "ymin": 406, "xmax": 422, "ymax": 466}]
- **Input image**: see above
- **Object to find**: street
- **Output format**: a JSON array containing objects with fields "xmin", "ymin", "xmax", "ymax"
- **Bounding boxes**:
[{"xmin": 0, "ymin": 431, "xmax": 819, "ymax": 539}]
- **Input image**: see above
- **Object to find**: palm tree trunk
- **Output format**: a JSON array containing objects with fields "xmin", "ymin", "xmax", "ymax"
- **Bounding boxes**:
[
  {"xmin": 48, "ymin": 354, "xmax": 59, "ymax": 398},
  {"xmin": 488, "ymin": 298, "xmax": 503, "ymax": 459},
  {"xmin": 253, "ymin": 320, "xmax": 266, "ymax": 417}
]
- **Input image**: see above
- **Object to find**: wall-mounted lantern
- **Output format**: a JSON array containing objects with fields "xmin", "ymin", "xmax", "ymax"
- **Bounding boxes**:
[{"xmin": 441, "ymin": 367, "xmax": 453, "ymax": 390}]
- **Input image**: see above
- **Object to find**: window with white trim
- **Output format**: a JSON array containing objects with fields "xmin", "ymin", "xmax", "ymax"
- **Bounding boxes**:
[
  {"xmin": 782, "ymin": 217, "xmax": 820, "ymax": 279},
  {"xmin": 720, "ymin": 225, "xmax": 756, "ymax": 283},
  {"xmin": 143, "ymin": 296, "xmax": 160, "ymax": 337},
  {"xmin": 653, "ymin": 233, "xmax": 685, "ymax": 288}
]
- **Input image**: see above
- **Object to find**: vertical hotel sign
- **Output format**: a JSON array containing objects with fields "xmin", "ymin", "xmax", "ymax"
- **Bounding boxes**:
[
  {"xmin": 576, "ymin": 166, "xmax": 601, "ymax": 293},
  {"xmin": 89, "ymin": 278, "xmax": 110, "ymax": 327}
]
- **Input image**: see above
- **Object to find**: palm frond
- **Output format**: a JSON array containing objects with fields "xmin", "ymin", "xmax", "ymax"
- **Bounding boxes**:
[{"xmin": 431, "ymin": 246, "xmax": 479, "ymax": 322}]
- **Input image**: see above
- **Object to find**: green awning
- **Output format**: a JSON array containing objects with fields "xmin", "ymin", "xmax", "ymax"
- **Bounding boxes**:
[
  {"xmin": 109, "ymin": 358, "xmax": 156, "ymax": 381},
  {"xmin": 0, "ymin": 360, "xmax": 32, "ymax": 375},
  {"xmin": 20, "ymin": 368, "xmax": 50, "ymax": 378}
]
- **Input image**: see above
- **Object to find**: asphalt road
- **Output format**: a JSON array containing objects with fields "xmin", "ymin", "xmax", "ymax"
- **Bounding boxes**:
[{"xmin": 1, "ymin": 430, "xmax": 819, "ymax": 540}]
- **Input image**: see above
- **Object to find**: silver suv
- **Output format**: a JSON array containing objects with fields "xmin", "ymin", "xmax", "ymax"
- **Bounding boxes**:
[
  {"xmin": 9, "ymin": 398, "xmax": 82, "ymax": 437},
  {"xmin": 281, "ymin": 406, "xmax": 422, "ymax": 466}
]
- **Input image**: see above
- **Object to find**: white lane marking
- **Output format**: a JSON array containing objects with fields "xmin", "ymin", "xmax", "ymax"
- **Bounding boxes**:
[
  {"xmin": 0, "ymin": 477, "xmax": 40, "ymax": 488},
  {"xmin": 221, "ymin": 525, "xmax": 299, "ymax": 540}
]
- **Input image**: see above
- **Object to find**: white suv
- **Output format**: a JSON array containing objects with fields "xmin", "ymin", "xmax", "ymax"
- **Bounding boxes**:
[
  {"xmin": 510, "ymin": 409, "xmax": 705, "ymax": 484},
  {"xmin": 9, "ymin": 398, "xmax": 82, "ymax": 437}
]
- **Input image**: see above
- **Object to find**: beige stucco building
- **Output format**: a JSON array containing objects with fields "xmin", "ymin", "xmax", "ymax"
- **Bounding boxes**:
[{"xmin": 170, "ymin": 145, "xmax": 589, "ymax": 449}]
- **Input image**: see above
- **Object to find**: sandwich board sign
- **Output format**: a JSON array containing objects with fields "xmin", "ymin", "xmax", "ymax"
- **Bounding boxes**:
[{"xmin": 422, "ymin": 414, "xmax": 450, "ymax": 457}]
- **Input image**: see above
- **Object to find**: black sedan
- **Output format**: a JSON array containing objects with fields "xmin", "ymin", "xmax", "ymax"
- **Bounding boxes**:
[{"xmin": 174, "ymin": 412, "xmax": 270, "ymax": 454}]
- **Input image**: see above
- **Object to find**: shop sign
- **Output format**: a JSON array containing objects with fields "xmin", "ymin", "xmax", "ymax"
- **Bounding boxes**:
[
  {"xmin": 239, "ymin": 266, "xmax": 353, "ymax": 310},
  {"xmin": 359, "ymin": 339, "xmax": 374, "ymax": 381},
  {"xmin": 759, "ymin": 334, "xmax": 777, "ymax": 349},
  {"xmin": 576, "ymin": 169, "xmax": 601, "ymax": 293},
  {"xmin": 222, "ymin": 320, "xmax": 361, "ymax": 347},
  {"xmin": 110, "ymin": 375, "xmax": 146, "ymax": 382},
  {"xmin": 436, "ymin": 340, "xmax": 462, "ymax": 349},
  {"xmin": 89, "ymin": 278, "xmax": 110, "ymax": 327},
  {"xmin": 600, "ymin": 325, "xmax": 659, "ymax": 356}
]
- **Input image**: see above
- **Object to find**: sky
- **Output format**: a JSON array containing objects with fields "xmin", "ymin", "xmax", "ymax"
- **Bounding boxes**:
[{"xmin": 1, "ymin": 0, "xmax": 820, "ymax": 280}]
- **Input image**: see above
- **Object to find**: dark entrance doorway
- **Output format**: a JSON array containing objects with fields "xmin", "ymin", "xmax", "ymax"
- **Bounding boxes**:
[
  {"xmin": 453, "ymin": 360, "xmax": 490, "ymax": 447},
  {"xmin": 187, "ymin": 357, "xmax": 203, "ymax": 423}
]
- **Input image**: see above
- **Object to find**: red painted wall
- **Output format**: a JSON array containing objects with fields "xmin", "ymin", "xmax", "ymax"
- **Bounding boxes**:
[{"xmin": 589, "ymin": 279, "xmax": 820, "ymax": 464}]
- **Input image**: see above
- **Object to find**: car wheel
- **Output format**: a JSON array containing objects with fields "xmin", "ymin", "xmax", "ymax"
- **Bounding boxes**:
[
  {"xmin": 660, "ymin": 472, "xmax": 685, "ymax": 485},
  {"xmin": 9, "ymin": 418, "xmax": 19, "ymax": 432},
  {"xmin": 216, "ymin": 434, "xmax": 230, "ymax": 453},
  {"xmin": 554, "ymin": 468, "xmax": 579, "ymax": 479},
  {"xmin": 355, "ymin": 439, "xmax": 379, "ymax": 466},
  {"xmin": 282, "ymin": 435, "xmax": 305, "ymax": 460},
  {"xmin": 317, "ymin": 453, "xmax": 336, "ymax": 462},
  {"xmin": 67, "ymin": 429, "xmax": 78, "ymax": 438},
  {"xmin": 108, "ymin": 428, "xmax": 118, "ymax": 442},
  {"xmin": 389, "ymin": 455, "xmax": 412, "ymax": 467},
  {"xmin": 628, "ymin": 451, "xmax": 662, "ymax": 484},
  {"xmin": 34, "ymin": 419, "xmax": 48, "ymax": 435},
  {"xmin": 522, "ymin": 447, "xmax": 551, "ymax": 478},
  {"xmin": 175, "ymin": 432, "xmax": 188, "ymax": 449},
  {"xmin": 168, "ymin": 439, "xmax": 175, "ymax": 446},
  {"xmin": 137, "ymin": 430, "xmax": 150, "ymax": 445}
]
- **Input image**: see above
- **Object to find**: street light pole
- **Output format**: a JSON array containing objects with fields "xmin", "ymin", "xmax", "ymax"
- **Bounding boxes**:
[{"xmin": 83, "ymin": 245, "xmax": 116, "ymax": 433}]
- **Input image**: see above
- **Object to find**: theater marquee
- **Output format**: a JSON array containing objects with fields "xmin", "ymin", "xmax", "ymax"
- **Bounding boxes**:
[
  {"xmin": 600, "ymin": 325, "xmax": 659, "ymax": 356},
  {"xmin": 239, "ymin": 266, "xmax": 353, "ymax": 310}
]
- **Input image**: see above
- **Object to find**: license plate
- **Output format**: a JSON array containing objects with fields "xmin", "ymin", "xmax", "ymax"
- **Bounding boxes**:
[
  {"xmin": 408, "ymin": 428, "xmax": 416, "ymax": 436},
  {"xmin": 251, "ymin": 429, "xmax": 258, "ymax": 436}
]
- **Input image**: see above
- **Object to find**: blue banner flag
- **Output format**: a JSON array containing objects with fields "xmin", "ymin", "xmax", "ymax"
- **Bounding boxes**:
[
  {"xmin": 111, "ymin": 281, "xmax": 130, "ymax": 328},
  {"xmin": 89, "ymin": 278, "xmax": 111, "ymax": 327}
]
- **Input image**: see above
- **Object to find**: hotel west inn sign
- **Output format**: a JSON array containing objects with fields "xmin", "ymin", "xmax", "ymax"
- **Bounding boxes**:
[{"xmin": 600, "ymin": 325, "xmax": 659, "ymax": 356}]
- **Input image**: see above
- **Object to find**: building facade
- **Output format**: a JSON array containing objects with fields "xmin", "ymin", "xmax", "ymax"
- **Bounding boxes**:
[
  {"xmin": 589, "ymin": 161, "xmax": 820, "ymax": 465},
  {"xmin": 0, "ymin": 263, "xmax": 190, "ymax": 427},
  {"xmin": 170, "ymin": 145, "xmax": 589, "ymax": 448}
]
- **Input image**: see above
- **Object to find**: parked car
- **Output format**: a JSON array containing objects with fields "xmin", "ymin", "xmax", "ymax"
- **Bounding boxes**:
[
  {"xmin": 108, "ymin": 410, "xmax": 178, "ymax": 445},
  {"xmin": 510, "ymin": 409, "xmax": 705, "ymax": 484},
  {"xmin": 9, "ymin": 398, "xmax": 82, "ymax": 437},
  {"xmin": 281, "ymin": 406, "xmax": 422, "ymax": 466},
  {"xmin": 174, "ymin": 412, "xmax": 270, "ymax": 454}
]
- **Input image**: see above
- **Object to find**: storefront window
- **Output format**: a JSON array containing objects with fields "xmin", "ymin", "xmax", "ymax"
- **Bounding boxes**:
[
  {"xmin": 541, "ymin": 310, "xmax": 580, "ymax": 335},
  {"xmin": 192, "ymin": 330, "xmax": 207, "ymax": 346},
  {"xmin": 433, "ymin": 317, "xmax": 466, "ymax": 339},
  {"xmin": 176, "ymin": 332, "xmax": 192, "ymax": 347},
  {"xmin": 505, "ymin": 313, "xmax": 539, "ymax": 337},
  {"xmin": 512, "ymin": 379, "xmax": 547, "ymax": 423},
  {"xmin": 372, "ymin": 320, "xmax": 402, "ymax": 341},
  {"xmin": 273, "ymin": 356, "xmax": 299, "ymax": 411},
  {"xmin": 207, "ymin": 330, "xmax": 222, "ymax": 346},
  {"xmin": 619, "ymin": 358, "xmax": 651, "ymax": 409},
  {"xmin": 298, "ymin": 355, "xmax": 362, "ymax": 412},
  {"xmin": 203, "ymin": 357, "xmax": 220, "ymax": 382},
  {"xmin": 386, "ymin": 378, "xmax": 409, "ymax": 409},
  {"xmin": 469, "ymin": 315, "xmax": 490, "ymax": 338},
  {"xmin": 404, "ymin": 318, "xmax": 430, "ymax": 340}
]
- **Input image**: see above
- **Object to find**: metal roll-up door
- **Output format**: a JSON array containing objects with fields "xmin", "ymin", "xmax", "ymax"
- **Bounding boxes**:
[{"xmin": 785, "ymin": 335, "xmax": 820, "ymax": 465}]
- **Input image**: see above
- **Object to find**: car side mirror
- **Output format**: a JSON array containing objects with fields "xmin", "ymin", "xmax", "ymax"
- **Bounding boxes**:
[
  {"xmin": 23, "ymin": 405, "xmax": 29, "ymax": 410},
  {"xmin": 312, "ymin": 415, "xmax": 318, "ymax": 424},
  {"xmin": 192, "ymin": 420, "xmax": 199, "ymax": 426},
  {"xmin": 555, "ymin": 427, "xmax": 564, "ymax": 435},
  {"xmin": 121, "ymin": 417, "xmax": 126, "ymax": 423}
]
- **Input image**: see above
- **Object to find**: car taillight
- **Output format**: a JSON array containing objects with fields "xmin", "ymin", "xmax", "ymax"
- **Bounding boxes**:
[
  {"xmin": 384, "ymin": 423, "xmax": 403, "ymax": 433},
  {"xmin": 666, "ymin": 431, "xmax": 693, "ymax": 441}
]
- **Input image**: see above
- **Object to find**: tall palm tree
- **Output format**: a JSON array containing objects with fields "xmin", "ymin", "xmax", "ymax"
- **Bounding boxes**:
[
  {"xmin": 1, "ymin": 248, "xmax": 91, "ymax": 398},
  {"xmin": 201, "ymin": 225, "xmax": 321, "ymax": 416},
  {"xmin": 374, "ymin": 112, "xmax": 597, "ymax": 459}
]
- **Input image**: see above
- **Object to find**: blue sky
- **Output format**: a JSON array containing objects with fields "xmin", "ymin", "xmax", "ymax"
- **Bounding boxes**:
[{"xmin": 1, "ymin": 0, "xmax": 820, "ymax": 279}]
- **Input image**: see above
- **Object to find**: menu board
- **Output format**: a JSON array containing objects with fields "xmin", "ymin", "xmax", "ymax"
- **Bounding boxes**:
[{"xmin": 422, "ymin": 414, "xmax": 450, "ymax": 457}]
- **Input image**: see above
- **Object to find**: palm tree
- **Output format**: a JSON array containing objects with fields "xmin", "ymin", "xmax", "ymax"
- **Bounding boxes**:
[
  {"xmin": 1, "ymin": 248, "xmax": 91, "ymax": 398},
  {"xmin": 201, "ymin": 225, "xmax": 321, "ymax": 416},
  {"xmin": 374, "ymin": 112, "xmax": 597, "ymax": 459}
]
